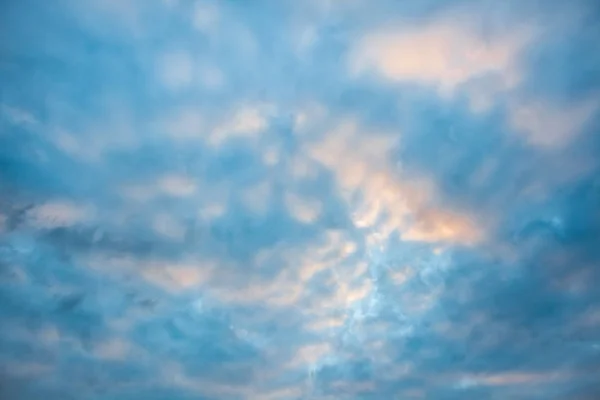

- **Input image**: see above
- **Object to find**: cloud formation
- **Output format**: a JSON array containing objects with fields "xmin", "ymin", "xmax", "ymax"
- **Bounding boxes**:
[{"xmin": 1, "ymin": 0, "xmax": 599, "ymax": 399}]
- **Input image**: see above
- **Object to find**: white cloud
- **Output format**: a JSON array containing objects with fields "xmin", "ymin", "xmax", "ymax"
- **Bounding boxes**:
[
  {"xmin": 291, "ymin": 24, "xmax": 318, "ymax": 57},
  {"xmin": 293, "ymin": 103, "xmax": 327, "ymax": 135},
  {"xmin": 453, "ymin": 371, "xmax": 562, "ymax": 388},
  {"xmin": 306, "ymin": 316, "xmax": 345, "ymax": 332},
  {"xmin": 52, "ymin": 128, "xmax": 104, "ymax": 161},
  {"xmin": 27, "ymin": 201, "xmax": 95, "ymax": 229},
  {"xmin": 192, "ymin": 2, "xmax": 220, "ymax": 32},
  {"xmin": 198, "ymin": 64, "xmax": 225, "ymax": 88},
  {"xmin": 287, "ymin": 154, "xmax": 318, "ymax": 180},
  {"xmin": 162, "ymin": 107, "xmax": 204, "ymax": 140},
  {"xmin": 120, "ymin": 174, "xmax": 197, "ymax": 204},
  {"xmin": 204, "ymin": 231, "xmax": 364, "ymax": 315},
  {"xmin": 158, "ymin": 51, "xmax": 194, "ymax": 91},
  {"xmin": 390, "ymin": 267, "xmax": 412, "ymax": 286},
  {"xmin": 210, "ymin": 105, "xmax": 270, "ymax": 145},
  {"xmin": 285, "ymin": 192, "xmax": 322, "ymax": 224},
  {"xmin": 263, "ymin": 146, "xmax": 280, "ymax": 166},
  {"xmin": 229, "ymin": 107, "xmax": 267, "ymax": 133},
  {"xmin": 92, "ymin": 338, "xmax": 131, "ymax": 361},
  {"xmin": 143, "ymin": 261, "xmax": 212, "ymax": 292},
  {"xmin": 241, "ymin": 181, "xmax": 272, "ymax": 215},
  {"xmin": 152, "ymin": 213, "xmax": 186, "ymax": 240},
  {"xmin": 198, "ymin": 202, "xmax": 226, "ymax": 220},
  {"xmin": 120, "ymin": 184, "xmax": 157, "ymax": 202},
  {"xmin": 509, "ymin": 97, "xmax": 599, "ymax": 149},
  {"xmin": 50, "ymin": 118, "xmax": 136, "ymax": 162},
  {"xmin": 158, "ymin": 174, "xmax": 197, "ymax": 197},
  {"xmin": 1, "ymin": 104, "xmax": 38, "ymax": 127},
  {"xmin": 350, "ymin": 14, "xmax": 534, "ymax": 110},
  {"xmin": 290, "ymin": 343, "xmax": 332, "ymax": 367}
]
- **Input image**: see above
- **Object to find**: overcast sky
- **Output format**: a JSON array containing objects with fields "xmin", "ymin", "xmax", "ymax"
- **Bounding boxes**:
[{"xmin": 1, "ymin": 0, "xmax": 600, "ymax": 399}]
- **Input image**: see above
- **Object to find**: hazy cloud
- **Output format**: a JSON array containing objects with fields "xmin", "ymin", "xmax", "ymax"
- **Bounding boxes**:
[{"xmin": 1, "ymin": 0, "xmax": 599, "ymax": 399}]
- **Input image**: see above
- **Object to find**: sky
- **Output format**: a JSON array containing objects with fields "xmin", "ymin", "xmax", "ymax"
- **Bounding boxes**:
[{"xmin": 1, "ymin": 0, "xmax": 600, "ymax": 399}]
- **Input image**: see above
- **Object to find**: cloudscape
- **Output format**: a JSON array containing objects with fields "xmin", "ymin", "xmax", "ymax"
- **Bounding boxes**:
[{"xmin": 1, "ymin": 0, "xmax": 599, "ymax": 399}]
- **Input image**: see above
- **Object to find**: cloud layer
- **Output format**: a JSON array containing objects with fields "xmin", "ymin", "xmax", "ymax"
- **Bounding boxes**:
[{"xmin": 1, "ymin": 0, "xmax": 599, "ymax": 398}]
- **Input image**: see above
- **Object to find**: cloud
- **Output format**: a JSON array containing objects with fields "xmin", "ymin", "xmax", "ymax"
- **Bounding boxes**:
[
  {"xmin": 241, "ymin": 181, "xmax": 272, "ymax": 215},
  {"xmin": 349, "ymin": 12, "xmax": 534, "ymax": 108},
  {"xmin": 1, "ymin": 0, "xmax": 599, "ymax": 399},
  {"xmin": 453, "ymin": 371, "xmax": 564, "ymax": 388},
  {"xmin": 305, "ymin": 116, "xmax": 481, "ymax": 245},
  {"xmin": 1, "ymin": 104, "xmax": 38, "ymax": 128},
  {"xmin": 284, "ymin": 191, "xmax": 322, "ymax": 224},
  {"xmin": 192, "ymin": 1, "xmax": 220, "ymax": 33},
  {"xmin": 1, "ymin": 361, "xmax": 54, "ymax": 378},
  {"xmin": 120, "ymin": 174, "xmax": 197, "ymax": 204},
  {"xmin": 157, "ymin": 174, "xmax": 197, "ymax": 197},
  {"xmin": 509, "ymin": 97, "xmax": 599, "ymax": 149},
  {"xmin": 161, "ymin": 107, "xmax": 205, "ymax": 140},
  {"xmin": 210, "ymin": 105, "xmax": 271, "ymax": 146},
  {"xmin": 52, "ymin": 128, "xmax": 108, "ymax": 162},
  {"xmin": 25, "ymin": 201, "xmax": 95, "ymax": 229},
  {"xmin": 92, "ymin": 338, "xmax": 132, "ymax": 360},
  {"xmin": 198, "ymin": 201, "xmax": 226, "ymax": 220},
  {"xmin": 152, "ymin": 213, "xmax": 186, "ymax": 240},
  {"xmin": 158, "ymin": 51, "xmax": 195, "ymax": 91},
  {"xmin": 402, "ymin": 208, "xmax": 480, "ymax": 244},
  {"xmin": 197, "ymin": 64, "xmax": 225, "ymax": 88}
]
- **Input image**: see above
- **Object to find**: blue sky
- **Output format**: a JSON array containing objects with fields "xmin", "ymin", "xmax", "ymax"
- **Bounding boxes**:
[{"xmin": 1, "ymin": 0, "xmax": 600, "ymax": 399}]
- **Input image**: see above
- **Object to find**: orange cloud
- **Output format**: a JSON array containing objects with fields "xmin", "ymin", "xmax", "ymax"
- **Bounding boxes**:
[{"xmin": 306, "ymin": 116, "xmax": 482, "ymax": 246}]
